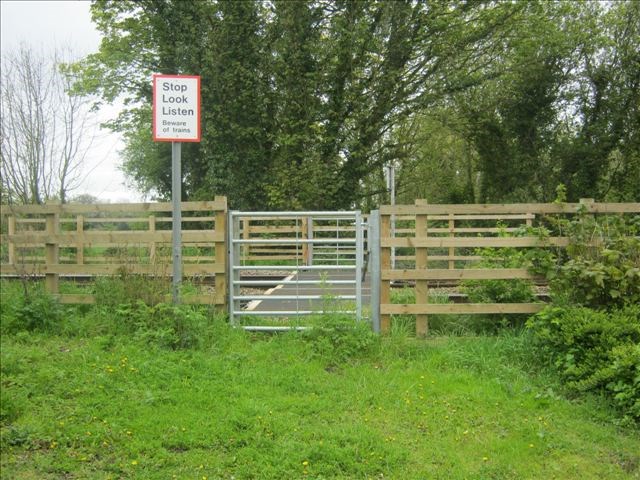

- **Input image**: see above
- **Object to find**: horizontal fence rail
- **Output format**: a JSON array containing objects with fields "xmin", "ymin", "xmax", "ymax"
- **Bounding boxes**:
[
  {"xmin": 0, "ymin": 198, "xmax": 228, "ymax": 307},
  {"xmin": 376, "ymin": 199, "xmax": 640, "ymax": 336}
]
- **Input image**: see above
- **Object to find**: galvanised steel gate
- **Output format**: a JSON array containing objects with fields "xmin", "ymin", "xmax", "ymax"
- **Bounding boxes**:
[{"xmin": 228, "ymin": 211, "xmax": 365, "ymax": 331}]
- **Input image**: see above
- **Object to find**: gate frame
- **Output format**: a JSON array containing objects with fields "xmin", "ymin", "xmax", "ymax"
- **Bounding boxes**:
[{"xmin": 227, "ymin": 210, "xmax": 365, "ymax": 330}]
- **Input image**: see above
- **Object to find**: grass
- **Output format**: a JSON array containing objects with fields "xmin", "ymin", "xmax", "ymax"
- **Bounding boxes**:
[{"xmin": 1, "ymin": 284, "xmax": 639, "ymax": 479}]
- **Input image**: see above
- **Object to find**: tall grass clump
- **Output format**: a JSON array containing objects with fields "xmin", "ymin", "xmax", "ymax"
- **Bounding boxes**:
[{"xmin": 302, "ymin": 312, "xmax": 380, "ymax": 367}]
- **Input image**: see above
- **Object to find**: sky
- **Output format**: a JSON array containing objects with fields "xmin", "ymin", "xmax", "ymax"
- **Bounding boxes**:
[{"xmin": 1, "ymin": 0, "xmax": 141, "ymax": 202}]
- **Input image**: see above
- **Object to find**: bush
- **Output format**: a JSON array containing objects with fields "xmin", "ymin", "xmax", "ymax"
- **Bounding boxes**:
[
  {"xmin": 550, "ymin": 235, "xmax": 640, "ymax": 309},
  {"xmin": 540, "ymin": 211, "xmax": 640, "ymax": 309},
  {"xmin": 0, "ymin": 282, "xmax": 62, "ymax": 334},
  {"xmin": 527, "ymin": 304, "xmax": 640, "ymax": 425}
]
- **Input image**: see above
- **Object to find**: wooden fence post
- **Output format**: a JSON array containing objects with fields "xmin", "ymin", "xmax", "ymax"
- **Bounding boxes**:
[
  {"xmin": 8, "ymin": 215, "xmax": 16, "ymax": 265},
  {"xmin": 45, "ymin": 211, "xmax": 59, "ymax": 296},
  {"xmin": 242, "ymin": 218, "xmax": 250, "ymax": 263},
  {"xmin": 448, "ymin": 213, "xmax": 455, "ymax": 270},
  {"xmin": 76, "ymin": 215, "xmax": 84, "ymax": 265},
  {"xmin": 214, "ymin": 197, "xmax": 227, "ymax": 310},
  {"xmin": 415, "ymin": 200, "xmax": 429, "ymax": 337},
  {"xmin": 380, "ymin": 212, "xmax": 391, "ymax": 333},
  {"xmin": 148, "ymin": 215, "xmax": 157, "ymax": 264}
]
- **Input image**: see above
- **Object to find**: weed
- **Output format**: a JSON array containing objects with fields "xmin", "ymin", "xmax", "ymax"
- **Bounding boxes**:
[{"xmin": 303, "ymin": 312, "xmax": 379, "ymax": 367}]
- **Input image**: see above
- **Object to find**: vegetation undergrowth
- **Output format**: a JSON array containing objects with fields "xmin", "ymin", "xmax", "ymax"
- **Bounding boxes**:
[
  {"xmin": 2, "ymin": 278, "xmax": 639, "ymax": 479},
  {"xmin": 527, "ymin": 210, "xmax": 640, "ymax": 426}
]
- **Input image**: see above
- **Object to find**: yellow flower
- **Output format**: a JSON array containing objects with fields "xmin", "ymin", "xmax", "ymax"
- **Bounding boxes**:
[
  {"xmin": 302, "ymin": 460, "xmax": 309, "ymax": 467},
  {"xmin": 131, "ymin": 460, "xmax": 138, "ymax": 466}
]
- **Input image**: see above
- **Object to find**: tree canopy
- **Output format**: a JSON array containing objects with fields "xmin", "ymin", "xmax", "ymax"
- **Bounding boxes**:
[{"xmin": 76, "ymin": 0, "xmax": 640, "ymax": 209}]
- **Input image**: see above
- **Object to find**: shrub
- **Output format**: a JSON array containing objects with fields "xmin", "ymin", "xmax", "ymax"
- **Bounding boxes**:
[
  {"xmin": 0, "ymin": 282, "xmax": 62, "ymax": 334},
  {"xmin": 527, "ymin": 304, "xmax": 640, "ymax": 425},
  {"xmin": 550, "ymin": 235, "xmax": 640, "ymax": 309},
  {"xmin": 540, "ymin": 210, "xmax": 640, "ymax": 309}
]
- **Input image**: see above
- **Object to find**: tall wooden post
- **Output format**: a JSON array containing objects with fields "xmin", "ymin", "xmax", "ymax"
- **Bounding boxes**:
[
  {"xmin": 45, "ymin": 212, "xmax": 59, "ymax": 295},
  {"xmin": 448, "ymin": 213, "xmax": 455, "ymax": 270},
  {"xmin": 214, "ymin": 196, "xmax": 227, "ymax": 310},
  {"xmin": 415, "ymin": 200, "xmax": 429, "ymax": 337},
  {"xmin": 380, "ymin": 212, "xmax": 391, "ymax": 333},
  {"xmin": 242, "ymin": 218, "xmax": 251, "ymax": 263},
  {"xmin": 8, "ymin": 215, "xmax": 16, "ymax": 265},
  {"xmin": 76, "ymin": 215, "xmax": 84, "ymax": 265},
  {"xmin": 148, "ymin": 215, "xmax": 157, "ymax": 264}
]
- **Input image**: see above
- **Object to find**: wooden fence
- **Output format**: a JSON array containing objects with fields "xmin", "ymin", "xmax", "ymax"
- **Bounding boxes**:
[
  {"xmin": 379, "ymin": 199, "xmax": 640, "ymax": 336},
  {"xmin": 0, "ymin": 197, "xmax": 227, "ymax": 306}
]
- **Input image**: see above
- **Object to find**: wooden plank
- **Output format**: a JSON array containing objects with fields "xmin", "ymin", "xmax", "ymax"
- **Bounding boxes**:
[
  {"xmin": 382, "ymin": 236, "xmax": 569, "ymax": 248},
  {"xmin": 8, "ymin": 230, "xmax": 224, "ymax": 245},
  {"xmin": 380, "ymin": 202, "xmax": 640, "ymax": 216},
  {"xmin": 1, "ymin": 263, "xmax": 224, "ymax": 275},
  {"xmin": 382, "ymin": 268, "xmax": 538, "ymax": 281},
  {"xmin": 396, "ymin": 227, "xmax": 521, "ymax": 234},
  {"xmin": 56, "ymin": 293, "xmax": 217, "ymax": 305},
  {"xmin": 1, "ymin": 200, "xmax": 226, "ymax": 215},
  {"xmin": 382, "ymin": 303, "xmax": 545, "ymax": 315},
  {"xmin": 395, "ymin": 255, "xmax": 482, "ymax": 262},
  {"xmin": 57, "ymin": 294, "xmax": 95, "ymax": 304},
  {"xmin": 426, "ymin": 214, "xmax": 536, "ymax": 221}
]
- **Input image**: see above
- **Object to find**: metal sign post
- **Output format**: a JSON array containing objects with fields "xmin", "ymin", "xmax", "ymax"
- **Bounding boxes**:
[
  {"xmin": 171, "ymin": 142, "xmax": 182, "ymax": 303},
  {"xmin": 152, "ymin": 74, "xmax": 201, "ymax": 304}
]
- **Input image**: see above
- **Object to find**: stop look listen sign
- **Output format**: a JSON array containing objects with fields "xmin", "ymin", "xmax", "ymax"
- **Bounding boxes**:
[
  {"xmin": 152, "ymin": 74, "xmax": 201, "ymax": 142},
  {"xmin": 152, "ymin": 73, "xmax": 201, "ymax": 304}
]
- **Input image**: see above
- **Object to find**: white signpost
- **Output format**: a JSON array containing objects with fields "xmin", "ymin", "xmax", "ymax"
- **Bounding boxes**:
[{"xmin": 152, "ymin": 74, "xmax": 201, "ymax": 303}]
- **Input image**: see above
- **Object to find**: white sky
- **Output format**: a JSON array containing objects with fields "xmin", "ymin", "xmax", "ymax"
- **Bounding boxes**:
[{"xmin": 1, "ymin": 0, "xmax": 141, "ymax": 202}]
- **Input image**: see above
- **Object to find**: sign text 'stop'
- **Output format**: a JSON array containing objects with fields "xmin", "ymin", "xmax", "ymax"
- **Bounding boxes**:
[{"xmin": 152, "ymin": 74, "xmax": 201, "ymax": 142}]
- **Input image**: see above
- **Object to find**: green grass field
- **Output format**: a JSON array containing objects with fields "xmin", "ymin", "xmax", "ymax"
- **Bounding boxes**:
[{"xmin": 1, "ymin": 302, "xmax": 639, "ymax": 480}]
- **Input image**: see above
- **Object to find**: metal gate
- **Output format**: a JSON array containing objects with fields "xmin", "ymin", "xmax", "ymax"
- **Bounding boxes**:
[{"xmin": 228, "ymin": 211, "xmax": 366, "ymax": 331}]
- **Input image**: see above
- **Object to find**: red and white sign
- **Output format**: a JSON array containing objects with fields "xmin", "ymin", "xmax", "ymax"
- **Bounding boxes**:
[{"xmin": 152, "ymin": 74, "xmax": 201, "ymax": 142}]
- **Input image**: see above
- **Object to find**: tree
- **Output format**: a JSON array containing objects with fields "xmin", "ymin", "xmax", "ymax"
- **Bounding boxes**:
[
  {"xmin": 76, "ymin": 0, "xmax": 524, "ymax": 209},
  {"xmin": 1, "ymin": 45, "xmax": 95, "ymax": 204},
  {"xmin": 559, "ymin": 0, "xmax": 640, "ymax": 201},
  {"xmin": 440, "ymin": 1, "xmax": 640, "ymax": 203}
]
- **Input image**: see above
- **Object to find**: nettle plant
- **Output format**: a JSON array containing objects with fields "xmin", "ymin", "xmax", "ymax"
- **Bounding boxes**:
[{"xmin": 543, "ymin": 208, "xmax": 640, "ymax": 309}]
